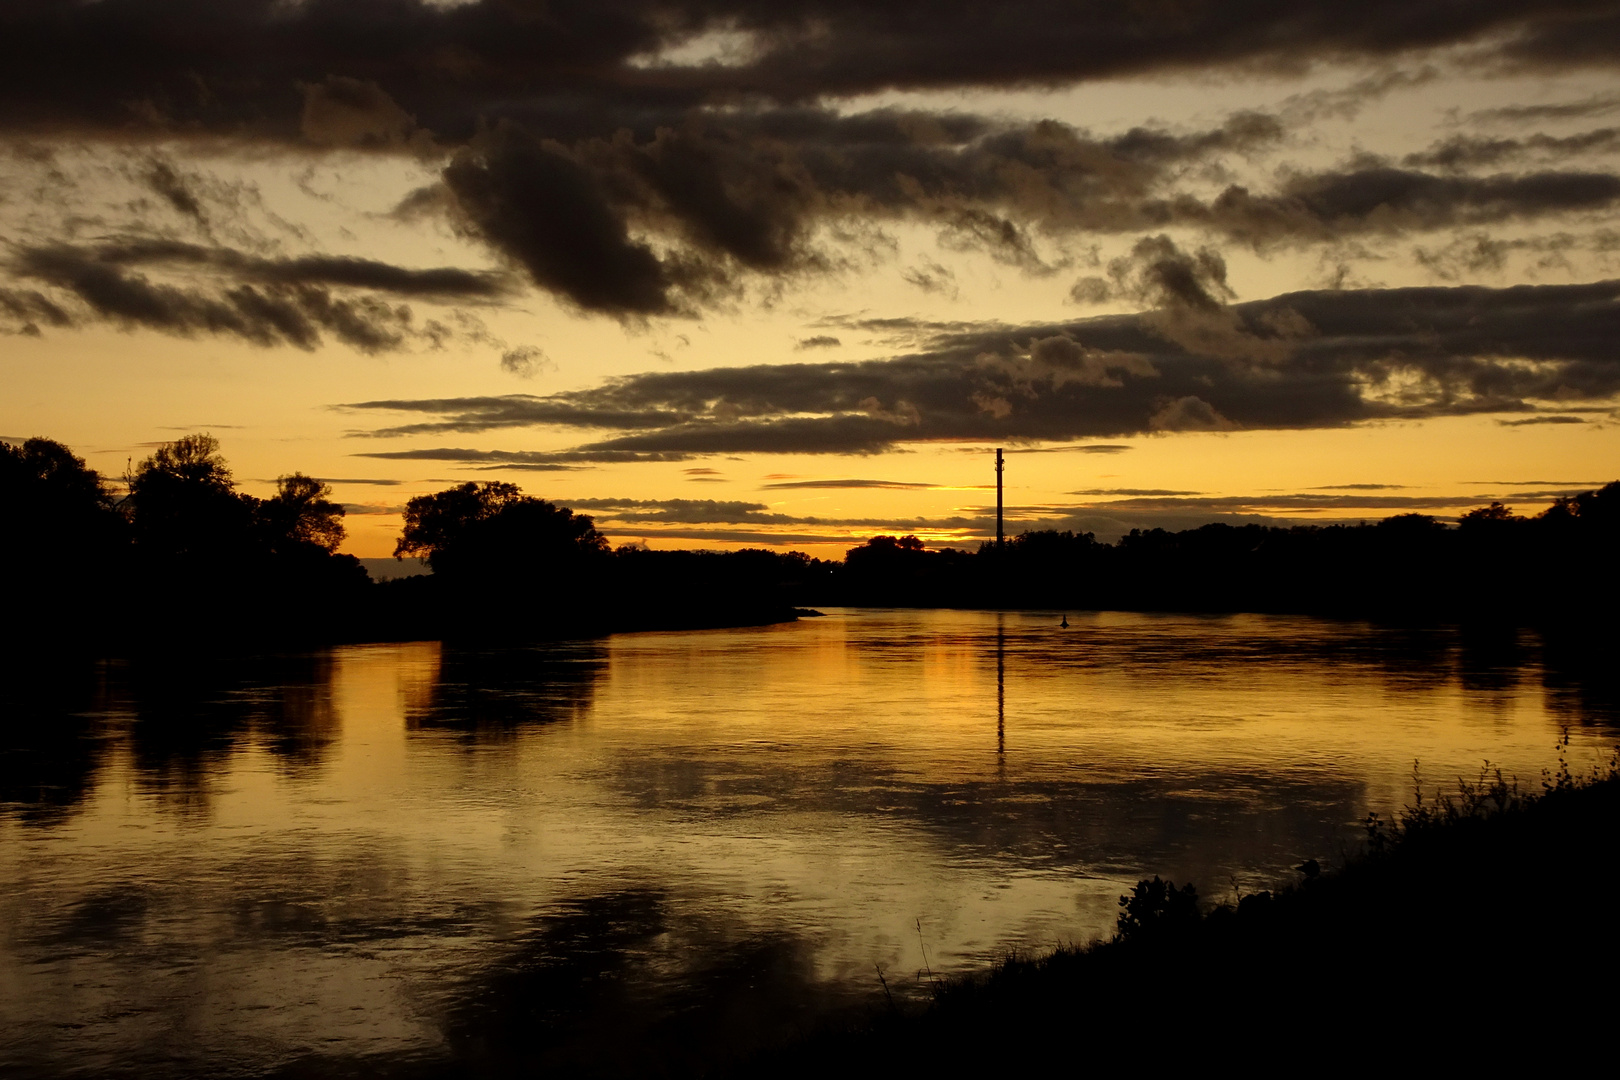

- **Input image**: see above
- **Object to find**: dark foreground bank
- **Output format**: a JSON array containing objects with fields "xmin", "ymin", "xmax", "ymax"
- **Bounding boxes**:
[{"xmin": 743, "ymin": 750, "xmax": 1620, "ymax": 1074}]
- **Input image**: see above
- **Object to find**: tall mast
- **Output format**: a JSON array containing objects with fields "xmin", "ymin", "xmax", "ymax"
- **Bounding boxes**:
[{"xmin": 995, "ymin": 447, "xmax": 1004, "ymax": 550}]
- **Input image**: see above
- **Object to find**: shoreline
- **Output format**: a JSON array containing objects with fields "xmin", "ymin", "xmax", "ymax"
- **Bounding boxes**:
[
  {"xmin": 745, "ymin": 751, "xmax": 1620, "ymax": 1072},
  {"xmin": 8, "ymin": 596, "xmax": 1610, "ymax": 665}
]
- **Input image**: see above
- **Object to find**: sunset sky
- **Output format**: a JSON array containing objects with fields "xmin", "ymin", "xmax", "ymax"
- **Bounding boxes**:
[{"xmin": 3, "ymin": 1, "xmax": 1618, "ymax": 560}]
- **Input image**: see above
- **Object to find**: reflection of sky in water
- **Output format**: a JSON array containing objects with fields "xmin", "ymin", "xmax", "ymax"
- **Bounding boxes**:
[{"xmin": 0, "ymin": 610, "xmax": 1614, "ymax": 1076}]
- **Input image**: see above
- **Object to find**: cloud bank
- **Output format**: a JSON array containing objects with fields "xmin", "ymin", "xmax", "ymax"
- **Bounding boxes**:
[
  {"xmin": 342, "ymin": 274, "xmax": 1620, "ymax": 453},
  {"xmin": 8, "ymin": 3, "xmax": 1620, "ymax": 328}
]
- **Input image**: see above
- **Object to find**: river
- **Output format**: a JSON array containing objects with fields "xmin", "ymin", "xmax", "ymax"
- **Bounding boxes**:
[{"xmin": 1, "ymin": 609, "xmax": 1614, "ymax": 1076}]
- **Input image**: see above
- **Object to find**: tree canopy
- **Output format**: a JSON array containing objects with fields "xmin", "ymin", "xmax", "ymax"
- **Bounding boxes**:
[
  {"xmin": 396, "ymin": 481, "xmax": 608, "ymax": 581},
  {"xmin": 260, "ymin": 473, "xmax": 345, "ymax": 554},
  {"xmin": 0, "ymin": 437, "xmax": 126, "ymax": 585},
  {"xmin": 126, "ymin": 432, "xmax": 254, "ymax": 561}
]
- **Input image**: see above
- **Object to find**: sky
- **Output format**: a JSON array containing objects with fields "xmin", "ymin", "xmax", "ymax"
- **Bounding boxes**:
[{"xmin": 3, "ymin": 1, "xmax": 1619, "ymax": 560}]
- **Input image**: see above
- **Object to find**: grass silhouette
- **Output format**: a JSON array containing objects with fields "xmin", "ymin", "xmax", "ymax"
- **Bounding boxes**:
[{"xmin": 747, "ymin": 738, "xmax": 1620, "ymax": 1073}]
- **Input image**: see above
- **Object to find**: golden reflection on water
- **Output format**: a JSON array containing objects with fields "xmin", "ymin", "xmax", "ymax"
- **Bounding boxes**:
[{"xmin": 0, "ymin": 609, "xmax": 1612, "ymax": 1076}]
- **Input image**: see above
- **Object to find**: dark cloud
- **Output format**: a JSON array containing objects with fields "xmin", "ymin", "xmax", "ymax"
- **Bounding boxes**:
[
  {"xmin": 1464, "ymin": 478, "xmax": 1608, "ymax": 485},
  {"xmin": 1052, "ymin": 493, "xmax": 1531, "ymax": 513},
  {"xmin": 444, "ymin": 125, "xmax": 680, "ymax": 317},
  {"xmin": 298, "ymin": 75, "xmax": 425, "ymax": 151},
  {"xmin": 531, "ymin": 495, "xmax": 1003, "ymax": 538},
  {"xmin": 900, "ymin": 257, "xmax": 959, "ymax": 298},
  {"xmin": 815, "ymin": 315, "xmax": 992, "ymax": 347},
  {"xmin": 1468, "ymin": 94, "xmax": 1620, "ymax": 126},
  {"xmin": 4, "ymin": 3, "xmax": 1615, "ymax": 143},
  {"xmin": 1207, "ymin": 168, "xmax": 1620, "ymax": 248},
  {"xmin": 13, "ymin": 244, "xmax": 408, "ymax": 351},
  {"xmin": 1072, "ymin": 235, "xmax": 1234, "ymax": 312},
  {"xmin": 1496, "ymin": 415, "xmax": 1589, "ymax": 425},
  {"xmin": 340, "ymin": 394, "xmax": 682, "ymax": 437},
  {"xmin": 500, "ymin": 346, "xmax": 551, "ymax": 378},
  {"xmin": 796, "ymin": 336, "xmax": 841, "ymax": 349},
  {"xmin": 566, "ymin": 114, "xmax": 1620, "ymax": 305},
  {"xmin": 1499, "ymin": 489, "xmax": 1606, "ymax": 499},
  {"xmin": 22, "ymin": 9, "xmax": 1619, "ymax": 319},
  {"xmin": 352, "ymin": 446, "xmax": 694, "ymax": 468},
  {"xmin": 1149, "ymin": 395, "xmax": 1238, "ymax": 433},
  {"xmin": 0, "ymin": 285, "xmax": 72, "ymax": 336},
  {"xmin": 1501, "ymin": 8, "xmax": 1620, "ymax": 70},
  {"xmin": 1278, "ymin": 67, "xmax": 1442, "ymax": 124},
  {"xmin": 1000, "ymin": 444, "xmax": 1134, "ymax": 454},
  {"xmin": 145, "ymin": 160, "xmax": 206, "ymax": 223},
  {"xmin": 761, "ymin": 479, "xmax": 941, "ymax": 490},
  {"xmin": 10, "ymin": 3, "xmax": 1620, "ymax": 328},
  {"xmin": 1404, "ymin": 129, "xmax": 1620, "ymax": 170},
  {"xmin": 1071, "ymin": 489, "xmax": 1204, "ymax": 497},
  {"xmin": 569, "ymin": 415, "xmax": 923, "ymax": 456},
  {"xmin": 433, "ymin": 112, "xmax": 1620, "ymax": 312},
  {"xmin": 565, "ymin": 497, "xmax": 790, "ymax": 525},
  {"xmin": 313, "ymin": 477, "xmax": 405, "ymax": 486},
  {"xmin": 5, "ymin": 240, "xmax": 507, "ymax": 350},
  {"xmin": 340, "ymin": 277, "xmax": 1620, "ymax": 454},
  {"xmin": 58, "ymin": 239, "xmax": 508, "ymax": 298}
]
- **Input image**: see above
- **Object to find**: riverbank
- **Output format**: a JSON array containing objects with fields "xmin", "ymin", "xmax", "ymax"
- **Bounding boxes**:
[
  {"xmin": 745, "ymin": 749, "xmax": 1620, "ymax": 1073},
  {"xmin": 0, "ymin": 584, "xmax": 813, "ymax": 660}
]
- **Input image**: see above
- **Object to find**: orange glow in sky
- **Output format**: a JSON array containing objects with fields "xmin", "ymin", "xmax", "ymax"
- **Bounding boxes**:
[{"xmin": 2, "ymin": 5, "xmax": 1617, "ymax": 561}]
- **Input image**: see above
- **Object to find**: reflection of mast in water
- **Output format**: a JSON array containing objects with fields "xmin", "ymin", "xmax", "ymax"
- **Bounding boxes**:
[{"xmin": 996, "ymin": 616, "xmax": 1005, "ymax": 756}]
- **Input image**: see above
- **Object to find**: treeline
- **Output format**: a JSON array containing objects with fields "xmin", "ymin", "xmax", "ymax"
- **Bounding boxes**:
[
  {"xmin": 829, "ymin": 488, "xmax": 1620, "ymax": 619},
  {"xmin": 5, "ymin": 433, "xmax": 1617, "ymax": 652},
  {"xmin": 0, "ymin": 435, "xmax": 812, "ymax": 649},
  {"xmin": 380, "ymin": 478, "xmax": 813, "ymax": 637},
  {"xmin": 2, "ymin": 435, "xmax": 372, "ymax": 648}
]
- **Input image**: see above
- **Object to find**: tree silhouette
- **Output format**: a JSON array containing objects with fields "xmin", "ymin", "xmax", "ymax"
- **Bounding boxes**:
[
  {"xmin": 126, "ymin": 433, "xmax": 256, "ymax": 562},
  {"xmin": 1458, "ymin": 501, "xmax": 1521, "ymax": 528},
  {"xmin": 396, "ymin": 481, "xmax": 608, "ymax": 584},
  {"xmin": 259, "ymin": 473, "xmax": 345, "ymax": 554},
  {"xmin": 395, "ymin": 481, "xmax": 526, "ymax": 571},
  {"xmin": 1, "ymin": 437, "xmax": 115, "ymax": 518},
  {"xmin": 1, "ymin": 438, "xmax": 128, "ymax": 642},
  {"xmin": 1542, "ymin": 481, "xmax": 1620, "ymax": 530},
  {"xmin": 1, "ymin": 438, "xmax": 124, "ymax": 561}
]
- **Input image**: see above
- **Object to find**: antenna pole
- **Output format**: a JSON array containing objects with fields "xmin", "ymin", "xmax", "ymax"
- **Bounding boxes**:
[{"xmin": 995, "ymin": 447, "xmax": 1004, "ymax": 550}]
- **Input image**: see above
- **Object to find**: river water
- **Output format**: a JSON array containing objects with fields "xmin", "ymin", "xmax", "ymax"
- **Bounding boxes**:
[{"xmin": 1, "ymin": 609, "xmax": 1615, "ymax": 1076}]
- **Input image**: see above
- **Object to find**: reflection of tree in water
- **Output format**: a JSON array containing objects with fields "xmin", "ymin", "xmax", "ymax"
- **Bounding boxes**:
[
  {"xmin": 1456, "ymin": 624, "xmax": 1528, "ymax": 695},
  {"xmin": 125, "ymin": 652, "xmax": 342, "ymax": 810},
  {"xmin": 604, "ymin": 747, "xmax": 1370, "ymax": 896},
  {"xmin": 406, "ymin": 642, "xmax": 607, "ymax": 742},
  {"xmin": 236, "ymin": 654, "xmax": 340, "ymax": 774},
  {"xmin": 992, "ymin": 615, "xmax": 1462, "ymax": 692},
  {"xmin": 1541, "ymin": 628, "xmax": 1620, "ymax": 729},
  {"xmin": 0, "ymin": 654, "xmax": 112, "ymax": 826},
  {"xmin": 430, "ymin": 888, "xmax": 847, "ymax": 1078}
]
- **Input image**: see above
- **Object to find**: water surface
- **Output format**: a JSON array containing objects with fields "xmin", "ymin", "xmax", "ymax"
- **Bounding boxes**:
[{"xmin": 1, "ymin": 609, "xmax": 1613, "ymax": 1075}]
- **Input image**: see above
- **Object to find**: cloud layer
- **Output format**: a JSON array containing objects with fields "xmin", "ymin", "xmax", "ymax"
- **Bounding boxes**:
[
  {"xmin": 8, "ymin": 3, "xmax": 1620, "ymax": 325},
  {"xmin": 6, "ymin": 240, "xmax": 508, "ymax": 350},
  {"xmin": 6, "ymin": 3, "xmax": 1619, "ymax": 140},
  {"xmin": 342, "ymin": 274, "xmax": 1620, "ymax": 453}
]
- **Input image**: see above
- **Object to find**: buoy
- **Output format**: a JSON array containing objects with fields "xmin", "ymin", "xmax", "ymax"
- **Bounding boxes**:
[{"xmin": 1060, "ymin": 614, "xmax": 1069, "ymax": 628}]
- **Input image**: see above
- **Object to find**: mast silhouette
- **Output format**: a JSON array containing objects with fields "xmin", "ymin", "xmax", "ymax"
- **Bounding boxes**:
[{"xmin": 995, "ymin": 447, "xmax": 1004, "ymax": 550}]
